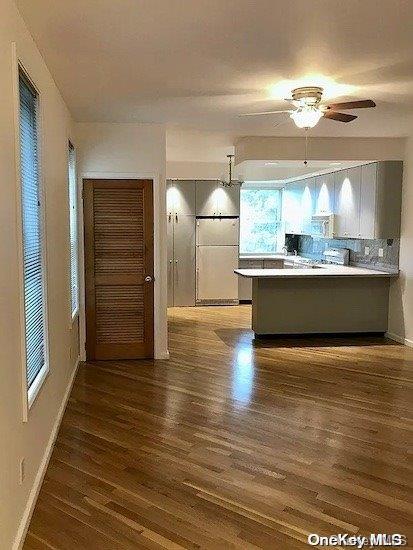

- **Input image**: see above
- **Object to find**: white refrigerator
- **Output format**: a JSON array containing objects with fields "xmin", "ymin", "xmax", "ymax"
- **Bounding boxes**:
[{"xmin": 196, "ymin": 218, "xmax": 239, "ymax": 305}]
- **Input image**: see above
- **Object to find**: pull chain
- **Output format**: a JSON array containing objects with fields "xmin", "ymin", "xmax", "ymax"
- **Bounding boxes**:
[{"xmin": 304, "ymin": 129, "xmax": 309, "ymax": 166}]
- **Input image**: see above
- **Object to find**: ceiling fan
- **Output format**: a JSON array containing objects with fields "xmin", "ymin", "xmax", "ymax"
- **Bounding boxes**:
[{"xmin": 240, "ymin": 86, "xmax": 376, "ymax": 129}]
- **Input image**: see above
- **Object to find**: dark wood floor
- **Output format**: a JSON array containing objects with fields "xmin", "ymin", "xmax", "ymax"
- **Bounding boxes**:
[{"xmin": 24, "ymin": 306, "xmax": 413, "ymax": 549}]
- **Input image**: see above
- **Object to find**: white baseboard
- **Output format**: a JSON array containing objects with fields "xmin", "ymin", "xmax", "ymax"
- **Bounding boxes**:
[
  {"xmin": 156, "ymin": 349, "xmax": 170, "ymax": 360},
  {"xmin": 385, "ymin": 332, "xmax": 413, "ymax": 348},
  {"xmin": 13, "ymin": 357, "xmax": 81, "ymax": 550}
]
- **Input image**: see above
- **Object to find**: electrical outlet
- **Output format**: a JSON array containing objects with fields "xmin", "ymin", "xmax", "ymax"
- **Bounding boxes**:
[
  {"xmin": 378, "ymin": 248, "xmax": 384, "ymax": 258},
  {"xmin": 364, "ymin": 246, "xmax": 370, "ymax": 256},
  {"xmin": 19, "ymin": 458, "xmax": 25, "ymax": 484}
]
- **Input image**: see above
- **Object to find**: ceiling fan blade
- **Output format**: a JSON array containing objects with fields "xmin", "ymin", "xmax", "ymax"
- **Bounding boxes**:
[
  {"xmin": 239, "ymin": 110, "xmax": 292, "ymax": 117},
  {"xmin": 326, "ymin": 99, "xmax": 376, "ymax": 110},
  {"xmin": 323, "ymin": 111, "xmax": 358, "ymax": 123}
]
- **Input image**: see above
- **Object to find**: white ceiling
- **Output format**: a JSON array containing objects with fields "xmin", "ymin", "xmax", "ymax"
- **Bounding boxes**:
[{"xmin": 16, "ymin": 0, "xmax": 413, "ymax": 136}]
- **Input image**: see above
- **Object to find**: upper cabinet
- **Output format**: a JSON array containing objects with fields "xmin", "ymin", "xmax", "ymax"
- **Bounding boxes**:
[
  {"xmin": 314, "ymin": 172, "xmax": 335, "ymax": 215},
  {"xmin": 300, "ymin": 177, "xmax": 316, "ymax": 235},
  {"xmin": 282, "ymin": 161, "xmax": 403, "ymax": 240},
  {"xmin": 283, "ymin": 179, "xmax": 304, "ymax": 234},
  {"xmin": 195, "ymin": 180, "xmax": 218, "ymax": 216},
  {"xmin": 334, "ymin": 161, "xmax": 403, "ymax": 239},
  {"xmin": 369, "ymin": 161, "xmax": 403, "ymax": 239},
  {"xmin": 167, "ymin": 180, "xmax": 196, "ymax": 217},
  {"xmin": 334, "ymin": 166, "xmax": 362, "ymax": 238},
  {"xmin": 216, "ymin": 184, "xmax": 240, "ymax": 216},
  {"xmin": 283, "ymin": 178, "xmax": 315, "ymax": 235},
  {"xmin": 195, "ymin": 180, "xmax": 240, "ymax": 216},
  {"xmin": 359, "ymin": 163, "xmax": 376, "ymax": 239}
]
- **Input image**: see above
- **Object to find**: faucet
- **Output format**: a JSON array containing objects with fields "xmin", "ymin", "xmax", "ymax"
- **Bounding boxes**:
[
  {"xmin": 282, "ymin": 246, "xmax": 288, "ymax": 255},
  {"xmin": 293, "ymin": 249, "xmax": 298, "ymax": 256}
]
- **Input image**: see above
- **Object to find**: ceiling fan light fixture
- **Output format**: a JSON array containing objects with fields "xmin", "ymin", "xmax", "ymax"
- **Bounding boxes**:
[{"xmin": 290, "ymin": 106, "xmax": 323, "ymax": 129}]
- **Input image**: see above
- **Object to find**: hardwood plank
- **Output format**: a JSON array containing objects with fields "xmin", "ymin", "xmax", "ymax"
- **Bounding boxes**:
[{"xmin": 23, "ymin": 305, "xmax": 413, "ymax": 549}]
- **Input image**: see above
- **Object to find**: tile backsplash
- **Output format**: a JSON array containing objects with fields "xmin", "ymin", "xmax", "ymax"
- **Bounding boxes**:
[{"xmin": 285, "ymin": 234, "xmax": 399, "ymax": 273}]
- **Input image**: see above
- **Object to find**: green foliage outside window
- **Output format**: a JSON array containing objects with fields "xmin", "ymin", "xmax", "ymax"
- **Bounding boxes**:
[{"xmin": 240, "ymin": 189, "xmax": 282, "ymax": 253}]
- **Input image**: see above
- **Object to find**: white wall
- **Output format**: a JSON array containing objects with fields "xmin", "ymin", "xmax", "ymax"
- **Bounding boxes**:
[
  {"xmin": 166, "ymin": 128, "xmax": 235, "ymax": 180},
  {"xmin": 0, "ymin": 1, "xmax": 77, "ymax": 547},
  {"xmin": 388, "ymin": 136, "xmax": 413, "ymax": 346},
  {"xmin": 75, "ymin": 122, "xmax": 168, "ymax": 359}
]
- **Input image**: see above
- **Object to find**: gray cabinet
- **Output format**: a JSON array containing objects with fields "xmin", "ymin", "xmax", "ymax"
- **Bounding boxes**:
[
  {"xmin": 334, "ymin": 166, "xmax": 362, "ymax": 238},
  {"xmin": 238, "ymin": 258, "xmax": 284, "ymax": 300},
  {"xmin": 167, "ymin": 194, "xmax": 174, "ymax": 307},
  {"xmin": 314, "ymin": 172, "xmax": 335, "ymax": 214},
  {"xmin": 283, "ymin": 178, "xmax": 315, "ymax": 235},
  {"xmin": 334, "ymin": 162, "xmax": 402, "ymax": 239},
  {"xmin": 360, "ymin": 161, "xmax": 403, "ymax": 239},
  {"xmin": 263, "ymin": 259, "xmax": 284, "ymax": 268},
  {"xmin": 195, "ymin": 180, "xmax": 219, "ymax": 216},
  {"xmin": 283, "ymin": 180, "xmax": 303, "ymax": 234},
  {"xmin": 360, "ymin": 163, "xmax": 376, "ymax": 239},
  {"xmin": 216, "ymin": 185, "xmax": 240, "ymax": 216},
  {"xmin": 283, "ymin": 161, "xmax": 403, "ymax": 240},
  {"xmin": 173, "ymin": 216, "xmax": 196, "ymax": 306},
  {"xmin": 301, "ymin": 177, "xmax": 316, "ymax": 235},
  {"xmin": 167, "ymin": 180, "xmax": 196, "ymax": 306},
  {"xmin": 171, "ymin": 180, "xmax": 196, "ymax": 216},
  {"xmin": 195, "ymin": 180, "xmax": 240, "ymax": 216},
  {"xmin": 238, "ymin": 259, "xmax": 263, "ymax": 301}
]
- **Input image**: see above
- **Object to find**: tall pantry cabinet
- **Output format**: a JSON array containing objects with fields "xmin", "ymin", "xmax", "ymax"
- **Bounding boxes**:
[{"xmin": 167, "ymin": 180, "xmax": 196, "ymax": 306}]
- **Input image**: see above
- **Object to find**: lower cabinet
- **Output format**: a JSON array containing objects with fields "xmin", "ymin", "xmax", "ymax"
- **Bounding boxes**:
[
  {"xmin": 263, "ymin": 259, "xmax": 284, "ymax": 268},
  {"xmin": 238, "ymin": 260, "xmax": 263, "ymax": 301},
  {"xmin": 238, "ymin": 258, "xmax": 286, "ymax": 300}
]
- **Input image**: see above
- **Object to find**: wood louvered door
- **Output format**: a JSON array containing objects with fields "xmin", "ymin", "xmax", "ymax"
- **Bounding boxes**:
[{"xmin": 84, "ymin": 179, "xmax": 154, "ymax": 360}]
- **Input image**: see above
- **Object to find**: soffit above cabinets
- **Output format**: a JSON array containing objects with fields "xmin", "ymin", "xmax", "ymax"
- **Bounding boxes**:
[{"xmin": 238, "ymin": 160, "xmax": 370, "ymax": 186}]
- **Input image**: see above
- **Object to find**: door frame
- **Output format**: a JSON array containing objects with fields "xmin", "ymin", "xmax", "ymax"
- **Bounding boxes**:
[{"xmin": 78, "ymin": 172, "xmax": 168, "ymax": 361}]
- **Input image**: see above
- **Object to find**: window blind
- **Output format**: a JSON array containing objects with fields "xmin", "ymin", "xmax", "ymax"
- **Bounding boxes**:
[
  {"xmin": 19, "ymin": 71, "xmax": 47, "ymax": 389},
  {"xmin": 68, "ymin": 143, "xmax": 78, "ymax": 316}
]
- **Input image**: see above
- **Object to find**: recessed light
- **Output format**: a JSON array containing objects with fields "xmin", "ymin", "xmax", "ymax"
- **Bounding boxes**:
[
  {"xmin": 329, "ymin": 162, "xmax": 342, "ymax": 166},
  {"xmin": 265, "ymin": 162, "xmax": 278, "ymax": 165}
]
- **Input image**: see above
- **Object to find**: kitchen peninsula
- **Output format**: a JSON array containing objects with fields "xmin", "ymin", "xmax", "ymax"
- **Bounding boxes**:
[{"xmin": 235, "ymin": 265, "xmax": 397, "ymax": 337}]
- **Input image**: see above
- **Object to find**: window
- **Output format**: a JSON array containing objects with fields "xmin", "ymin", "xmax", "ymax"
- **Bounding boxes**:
[
  {"xmin": 240, "ymin": 188, "xmax": 283, "ymax": 254},
  {"xmin": 18, "ymin": 69, "xmax": 48, "ymax": 400},
  {"xmin": 68, "ymin": 142, "xmax": 78, "ymax": 317}
]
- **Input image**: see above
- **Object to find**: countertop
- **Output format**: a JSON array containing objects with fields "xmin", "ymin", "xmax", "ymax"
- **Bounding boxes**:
[{"xmin": 235, "ymin": 265, "xmax": 398, "ymax": 279}]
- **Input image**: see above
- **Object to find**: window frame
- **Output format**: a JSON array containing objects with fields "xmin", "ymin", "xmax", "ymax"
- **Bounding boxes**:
[
  {"xmin": 13, "ymin": 54, "xmax": 50, "ymax": 420},
  {"xmin": 68, "ymin": 141, "xmax": 79, "ymax": 320},
  {"xmin": 239, "ymin": 185, "xmax": 284, "ymax": 256}
]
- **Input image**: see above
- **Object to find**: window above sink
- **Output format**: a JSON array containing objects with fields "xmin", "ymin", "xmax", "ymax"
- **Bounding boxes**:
[{"xmin": 240, "ymin": 188, "xmax": 284, "ymax": 254}]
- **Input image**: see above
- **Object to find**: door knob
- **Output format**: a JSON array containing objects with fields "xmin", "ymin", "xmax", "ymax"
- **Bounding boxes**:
[{"xmin": 144, "ymin": 275, "xmax": 153, "ymax": 282}]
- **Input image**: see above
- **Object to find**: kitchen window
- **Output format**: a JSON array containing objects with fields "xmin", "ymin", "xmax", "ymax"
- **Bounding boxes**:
[
  {"xmin": 18, "ymin": 68, "xmax": 49, "ymax": 408},
  {"xmin": 68, "ymin": 142, "xmax": 78, "ymax": 317},
  {"xmin": 240, "ymin": 188, "xmax": 283, "ymax": 254}
]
